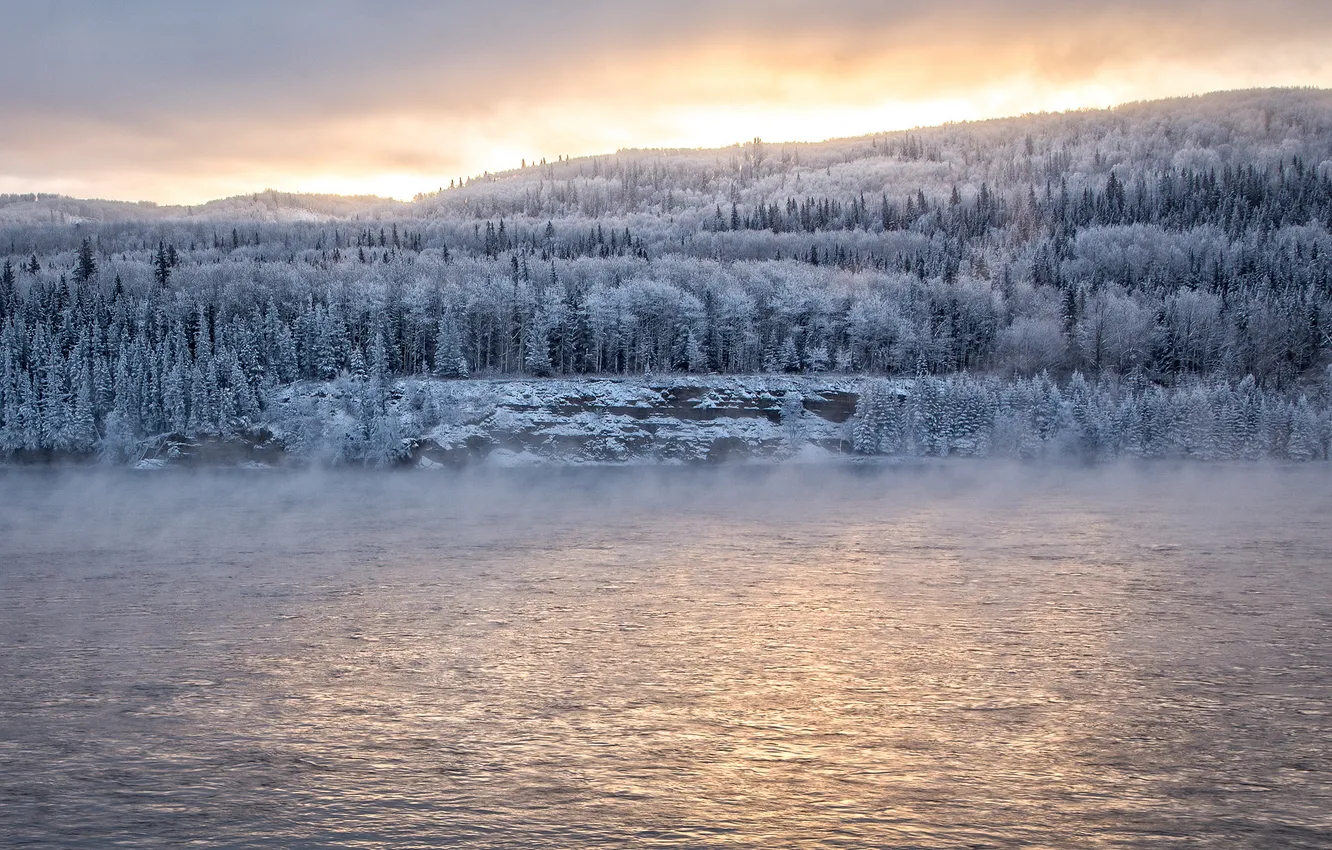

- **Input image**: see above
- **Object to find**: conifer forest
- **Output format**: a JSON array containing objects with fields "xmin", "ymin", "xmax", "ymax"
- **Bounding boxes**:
[{"xmin": 3, "ymin": 89, "xmax": 1332, "ymax": 464}]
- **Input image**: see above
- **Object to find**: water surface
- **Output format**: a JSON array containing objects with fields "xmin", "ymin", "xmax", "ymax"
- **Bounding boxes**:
[{"xmin": 2, "ymin": 464, "xmax": 1330, "ymax": 847}]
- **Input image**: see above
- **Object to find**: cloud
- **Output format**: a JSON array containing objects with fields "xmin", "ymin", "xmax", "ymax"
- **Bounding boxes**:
[{"xmin": 4, "ymin": 0, "xmax": 1332, "ymax": 203}]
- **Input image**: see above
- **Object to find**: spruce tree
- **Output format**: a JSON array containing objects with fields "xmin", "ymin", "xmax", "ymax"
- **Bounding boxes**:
[
  {"xmin": 433, "ymin": 317, "xmax": 469, "ymax": 378},
  {"xmin": 73, "ymin": 238, "xmax": 97, "ymax": 284},
  {"xmin": 153, "ymin": 242, "xmax": 172, "ymax": 287},
  {"xmin": 0, "ymin": 258, "xmax": 14, "ymax": 319}
]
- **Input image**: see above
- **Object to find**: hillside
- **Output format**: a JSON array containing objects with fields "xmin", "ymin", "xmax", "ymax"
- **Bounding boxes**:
[
  {"xmin": 2, "ymin": 88, "xmax": 1331, "ymax": 463},
  {"xmin": 0, "ymin": 191, "xmax": 405, "ymax": 227}
]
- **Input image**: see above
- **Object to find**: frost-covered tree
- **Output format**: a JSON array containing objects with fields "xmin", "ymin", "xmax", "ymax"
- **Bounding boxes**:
[
  {"xmin": 433, "ymin": 315, "xmax": 469, "ymax": 378},
  {"xmin": 1, "ymin": 89, "xmax": 1331, "ymax": 460}
]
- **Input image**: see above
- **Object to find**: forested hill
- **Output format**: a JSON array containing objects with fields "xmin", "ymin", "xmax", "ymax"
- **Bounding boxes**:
[
  {"xmin": 2, "ymin": 88, "xmax": 1332, "ymax": 462},
  {"xmin": 0, "ymin": 192, "xmax": 405, "ymax": 227}
]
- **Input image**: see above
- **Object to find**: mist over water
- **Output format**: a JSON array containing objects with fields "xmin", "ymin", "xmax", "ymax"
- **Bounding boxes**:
[{"xmin": 2, "ymin": 464, "xmax": 1331, "ymax": 848}]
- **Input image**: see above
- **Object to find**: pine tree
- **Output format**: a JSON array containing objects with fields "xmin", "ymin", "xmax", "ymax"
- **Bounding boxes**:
[
  {"xmin": 778, "ymin": 335, "xmax": 800, "ymax": 373},
  {"xmin": 0, "ymin": 258, "xmax": 14, "ymax": 319},
  {"xmin": 1288, "ymin": 396, "xmax": 1322, "ymax": 460},
  {"xmin": 852, "ymin": 380, "xmax": 893, "ymax": 454},
  {"xmin": 69, "ymin": 365, "xmax": 98, "ymax": 451},
  {"xmin": 365, "ymin": 397, "xmax": 406, "ymax": 467},
  {"xmin": 432, "ymin": 316, "xmax": 469, "ymax": 379},
  {"xmin": 524, "ymin": 321, "xmax": 553, "ymax": 377},
  {"xmin": 187, "ymin": 361, "xmax": 212, "ymax": 434},
  {"xmin": 163, "ymin": 360, "xmax": 187, "ymax": 434},
  {"xmin": 154, "ymin": 242, "xmax": 172, "ymax": 287},
  {"xmin": 370, "ymin": 328, "xmax": 391, "ymax": 388},
  {"xmin": 684, "ymin": 329, "xmax": 707, "ymax": 374},
  {"xmin": 348, "ymin": 346, "xmax": 368, "ymax": 381},
  {"xmin": 227, "ymin": 353, "xmax": 258, "ymax": 420},
  {"xmin": 73, "ymin": 238, "xmax": 97, "ymax": 284},
  {"xmin": 313, "ymin": 307, "xmax": 347, "ymax": 380}
]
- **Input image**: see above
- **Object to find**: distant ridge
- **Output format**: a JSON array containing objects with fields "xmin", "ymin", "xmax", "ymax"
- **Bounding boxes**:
[
  {"xmin": 0, "ymin": 189, "xmax": 407, "ymax": 226},
  {"xmin": 2, "ymin": 87, "xmax": 1330, "ymax": 226}
]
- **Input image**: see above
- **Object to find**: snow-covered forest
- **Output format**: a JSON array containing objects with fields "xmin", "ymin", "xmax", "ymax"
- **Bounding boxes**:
[{"xmin": 2, "ymin": 89, "xmax": 1332, "ymax": 463}]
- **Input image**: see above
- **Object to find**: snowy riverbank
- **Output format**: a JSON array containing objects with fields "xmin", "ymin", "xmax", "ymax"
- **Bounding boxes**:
[
  {"xmin": 138, "ymin": 375, "xmax": 859, "ymax": 468},
  {"xmin": 73, "ymin": 371, "xmax": 1330, "ymax": 468}
]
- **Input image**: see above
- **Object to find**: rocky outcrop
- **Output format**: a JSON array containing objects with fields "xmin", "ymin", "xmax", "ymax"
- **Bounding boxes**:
[
  {"xmin": 135, "ymin": 427, "xmax": 287, "ymax": 467},
  {"xmin": 262, "ymin": 376, "xmax": 861, "ymax": 467}
]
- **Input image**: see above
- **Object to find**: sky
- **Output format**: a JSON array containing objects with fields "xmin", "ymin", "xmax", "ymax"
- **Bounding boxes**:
[{"xmin": 4, "ymin": 0, "xmax": 1332, "ymax": 205}]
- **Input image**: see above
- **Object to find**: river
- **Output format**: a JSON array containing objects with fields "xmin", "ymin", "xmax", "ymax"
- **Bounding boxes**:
[{"xmin": 1, "ymin": 464, "xmax": 1330, "ymax": 847}]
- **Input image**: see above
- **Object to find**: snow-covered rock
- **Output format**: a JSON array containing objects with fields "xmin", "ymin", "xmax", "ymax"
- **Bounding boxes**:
[{"xmin": 260, "ymin": 375, "xmax": 859, "ymax": 467}]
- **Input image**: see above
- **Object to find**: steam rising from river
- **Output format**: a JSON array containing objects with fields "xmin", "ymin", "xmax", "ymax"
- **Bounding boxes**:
[
  {"xmin": 5, "ymin": 462, "xmax": 1316, "ymax": 560},
  {"xmin": 2, "ymin": 463, "xmax": 1330, "ymax": 847}
]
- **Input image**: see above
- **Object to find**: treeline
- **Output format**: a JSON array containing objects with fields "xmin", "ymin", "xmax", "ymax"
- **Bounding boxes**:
[
  {"xmin": 852, "ymin": 373, "xmax": 1330, "ymax": 461},
  {"xmin": 1, "ymin": 245, "xmax": 1330, "ymax": 456},
  {"xmin": 8, "ymin": 159, "xmax": 1332, "ymax": 261}
]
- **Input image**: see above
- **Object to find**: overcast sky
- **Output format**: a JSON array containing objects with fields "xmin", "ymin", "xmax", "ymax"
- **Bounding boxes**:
[{"xmin": 4, "ymin": 0, "xmax": 1332, "ymax": 204}]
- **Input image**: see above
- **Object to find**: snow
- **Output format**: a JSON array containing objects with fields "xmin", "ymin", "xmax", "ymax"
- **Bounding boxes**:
[{"xmin": 254, "ymin": 375, "xmax": 856, "ymax": 467}]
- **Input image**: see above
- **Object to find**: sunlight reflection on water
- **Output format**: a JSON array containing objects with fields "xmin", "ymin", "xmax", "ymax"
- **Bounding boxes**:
[{"xmin": 1, "ymin": 464, "xmax": 1330, "ymax": 847}]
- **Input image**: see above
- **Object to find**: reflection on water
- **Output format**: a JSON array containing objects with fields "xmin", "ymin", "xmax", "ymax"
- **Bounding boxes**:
[{"xmin": 1, "ymin": 464, "xmax": 1330, "ymax": 848}]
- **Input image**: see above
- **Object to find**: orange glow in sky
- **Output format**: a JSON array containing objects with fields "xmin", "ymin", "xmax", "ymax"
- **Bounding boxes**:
[{"xmin": 3, "ymin": 1, "xmax": 1332, "ymax": 204}]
